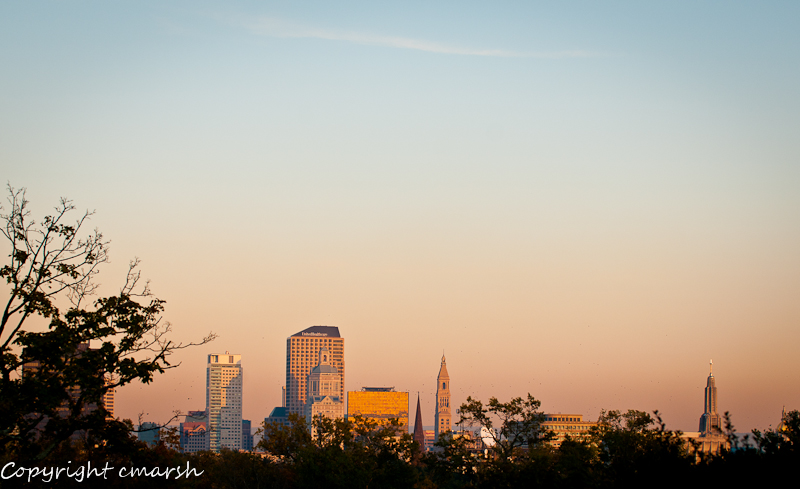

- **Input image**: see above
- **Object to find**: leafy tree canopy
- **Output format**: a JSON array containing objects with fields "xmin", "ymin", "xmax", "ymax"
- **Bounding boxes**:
[{"xmin": 0, "ymin": 185, "xmax": 214, "ymax": 462}]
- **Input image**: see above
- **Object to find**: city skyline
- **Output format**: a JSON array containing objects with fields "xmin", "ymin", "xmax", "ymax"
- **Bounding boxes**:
[
  {"xmin": 1, "ymin": 1, "xmax": 798, "ymax": 434},
  {"xmin": 146, "ymin": 329, "xmax": 779, "ymax": 440}
]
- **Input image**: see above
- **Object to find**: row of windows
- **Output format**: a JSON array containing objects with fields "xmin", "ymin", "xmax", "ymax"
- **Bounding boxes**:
[
  {"xmin": 545, "ymin": 425, "xmax": 591, "ymax": 431},
  {"xmin": 545, "ymin": 416, "xmax": 582, "ymax": 422}
]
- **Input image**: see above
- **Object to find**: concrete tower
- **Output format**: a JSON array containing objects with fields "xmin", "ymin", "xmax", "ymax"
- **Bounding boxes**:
[
  {"xmin": 434, "ymin": 355, "xmax": 451, "ymax": 439},
  {"xmin": 699, "ymin": 360, "xmax": 722, "ymax": 433},
  {"xmin": 206, "ymin": 352, "xmax": 243, "ymax": 452}
]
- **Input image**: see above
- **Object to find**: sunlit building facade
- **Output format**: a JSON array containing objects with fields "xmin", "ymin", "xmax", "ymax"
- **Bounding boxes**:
[
  {"xmin": 435, "ymin": 355, "xmax": 451, "ymax": 439},
  {"xmin": 683, "ymin": 361, "xmax": 729, "ymax": 455},
  {"xmin": 305, "ymin": 347, "xmax": 344, "ymax": 437},
  {"xmin": 347, "ymin": 387, "xmax": 409, "ymax": 433},
  {"xmin": 542, "ymin": 414, "xmax": 597, "ymax": 448},
  {"xmin": 286, "ymin": 326, "xmax": 345, "ymax": 415},
  {"xmin": 180, "ymin": 422, "xmax": 208, "ymax": 453},
  {"xmin": 102, "ymin": 375, "xmax": 116, "ymax": 420},
  {"xmin": 206, "ymin": 352, "xmax": 243, "ymax": 452}
]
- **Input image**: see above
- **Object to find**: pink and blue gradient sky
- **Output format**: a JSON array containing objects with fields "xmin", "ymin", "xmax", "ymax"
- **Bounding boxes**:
[{"xmin": 1, "ymin": 1, "xmax": 798, "ymax": 432}]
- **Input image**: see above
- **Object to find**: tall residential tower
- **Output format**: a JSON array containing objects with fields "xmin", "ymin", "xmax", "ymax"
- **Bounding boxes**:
[
  {"xmin": 206, "ymin": 352, "xmax": 243, "ymax": 452},
  {"xmin": 286, "ymin": 326, "xmax": 344, "ymax": 415},
  {"xmin": 434, "ymin": 355, "xmax": 451, "ymax": 439}
]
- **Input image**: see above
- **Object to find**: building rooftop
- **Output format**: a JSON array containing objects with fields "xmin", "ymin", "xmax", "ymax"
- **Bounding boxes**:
[
  {"xmin": 311, "ymin": 364, "xmax": 340, "ymax": 374},
  {"xmin": 291, "ymin": 326, "xmax": 341, "ymax": 338},
  {"xmin": 268, "ymin": 407, "xmax": 287, "ymax": 418},
  {"xmin": 361, "ymin": 387, "xmax": 395, "ymax": 392}
]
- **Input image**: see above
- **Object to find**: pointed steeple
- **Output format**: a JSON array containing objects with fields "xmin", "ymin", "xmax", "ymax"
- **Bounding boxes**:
[
  {"xmin": 438, "ymin": 354, "xmax": 449, "ymax": 380},
  {"xmin": 435, "ymin": 354, "xmax": 451, "ymax": 439},
  {"xmin": 413, "ymin": 393, "xmax": 425, "ymax": 450},
  {"xmin": 699, "ymin": 361, "xmax": 722, "ymax": 433}
]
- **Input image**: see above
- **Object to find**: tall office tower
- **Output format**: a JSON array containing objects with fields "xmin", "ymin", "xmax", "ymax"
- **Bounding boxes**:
[
  {"xmin": 699, "ymin": 360, "xmax": 722, "ymax": 434},
  {"xmin": 434, "ymin": 355, "xmax": 451, "ymax": 439},
  {"xmin": 206, "ymin": 352, "xmax": 243, "ymax": 452},
  {"xmin": 304, "ymin": 347, "xmax": 344, "ymax": 437},
  {"xmin": 286, "ymin": 326, "xmax": 345, "ymax": 415},
  {"xmin": 413, "ymin": 394, "xmax": 426, "ymax": 450}
]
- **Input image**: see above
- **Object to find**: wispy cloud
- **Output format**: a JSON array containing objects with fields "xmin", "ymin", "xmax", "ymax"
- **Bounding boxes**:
[{"xmin": 238, "ymin": 17, "xmax": 596, "ymax": 59}]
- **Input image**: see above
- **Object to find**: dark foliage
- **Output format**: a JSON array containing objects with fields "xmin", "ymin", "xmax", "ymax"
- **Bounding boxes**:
[{"xmin": 1, "ymin": 186, "xmax": 214, "ymax": 463}]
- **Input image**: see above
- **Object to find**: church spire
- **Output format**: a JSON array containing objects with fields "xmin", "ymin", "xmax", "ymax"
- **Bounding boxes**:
[{"xmin": 413, "ymin": 393, "xmax": 425, "ymax": 451}]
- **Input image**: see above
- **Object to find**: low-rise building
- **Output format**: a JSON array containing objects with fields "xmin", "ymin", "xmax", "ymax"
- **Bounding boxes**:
[
  {"xmin": 180, "ymin": 422, "xmax": 208, "ymax": 453},
  {"xmin": 138, "ymin": 421, "xmax": 160, "ymax": 446},
  {"xmin": 542, "ymin": 414, "xmax": 597, "ymax": 448},
  {"xmin": 347, "ymin": 387, "xmax": 409, "ymax": 434}
]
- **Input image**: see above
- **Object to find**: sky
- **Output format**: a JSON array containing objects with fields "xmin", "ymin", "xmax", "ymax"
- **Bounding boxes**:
[{"xmin": 1, "ymin": 1, "xmax": 799, "ymax": 433}]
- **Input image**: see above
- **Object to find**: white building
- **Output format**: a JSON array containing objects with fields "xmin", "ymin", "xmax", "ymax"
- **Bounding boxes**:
[
  {"xmin": 206, "ymin": 352, "xmax": 243, "ymax": 451},
  {"xmin": 304, "ymin": 347, "xmax": 344, "ymax": 437}
]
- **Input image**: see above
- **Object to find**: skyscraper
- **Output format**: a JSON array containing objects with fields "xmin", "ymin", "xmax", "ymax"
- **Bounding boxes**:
[
  {"xmin": 206, "ymin": 352, "xmax": 243, "ymax": 452},
  {"xmin": 683, "ymin": 360, "xmax": 729, "ymax": 455},
  {"xmin": 286, "ymin": 326, "xmax": 345, "ymax": 415},
  {"xmin": 699, "ymin": 360, "xmax": 722, "ymax": 434},
  {"xmin": 434, "ymin": 355, "xmax": 451, "ymax": 439}
]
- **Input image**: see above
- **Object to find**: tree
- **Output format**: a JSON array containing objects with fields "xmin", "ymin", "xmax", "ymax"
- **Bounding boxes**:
[
  {"xmin": 0, "ymin": 185, "xmax": 215, "ymax": 462},
  {"xmin": 257, "ymin": 413, "xmax": 418, "ymax": 488},
  {"xmin": 457, "ymin": 393, "xmax": 550, "ymax": 462},
  {"xmin": 589, "ymin": 409, "xmax": 692, "ymax": 487},
  {"xmin": 430, "ymin": 394, "xmax": 554, "ymax": 488},
  {"xmin": 753, "ymin": 409, "xmax": 800, "ymax": 455}
]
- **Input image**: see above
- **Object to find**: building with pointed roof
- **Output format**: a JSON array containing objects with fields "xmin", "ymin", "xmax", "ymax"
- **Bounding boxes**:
[
  {"xmin": 699, "ymin": 360, "xmax": 722, "ymax": 434},
  {"xmin": 435, "ymin": 355, "xmax": 451, "ymax": 440},
  {"xmin": 683, "ymin": 361, "xmax": 729, "ymax": 456},
  {"xmin": 413, "ymin": 394, "xmax": 426, "ymax": 451}
]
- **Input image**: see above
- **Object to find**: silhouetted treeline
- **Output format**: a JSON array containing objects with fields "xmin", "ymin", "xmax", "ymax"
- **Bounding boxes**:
[{"xmin": 3, "ymin": 408, "xmax": 798, "ymax": 489}]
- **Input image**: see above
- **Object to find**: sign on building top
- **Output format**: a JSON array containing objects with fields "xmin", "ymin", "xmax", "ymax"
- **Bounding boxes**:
[{"xmin": 292, "ymin": 326, "xmax": 341, "ymax": 338}]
